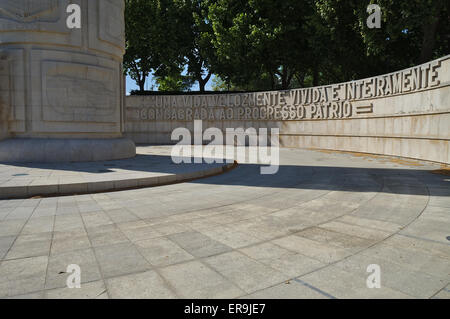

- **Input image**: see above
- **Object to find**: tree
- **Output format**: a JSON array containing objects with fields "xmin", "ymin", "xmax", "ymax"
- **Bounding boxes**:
[
  {"xmin": 317, "ymin": 0, "xmax": 450, "ymax": 79},
  {"xmin": 181, "ymin": 0, "xmax": 217, "ymax": 92},
  {"xmin": 125, "ymin": 0, "xmax": 449, "ymax": 93},
  {"xmin": 365, "ymin": 0, "xmax": 450, "ymax": 65},
  {"xmin": 123, "ymin": 0, "xmax": 155, "ymax": 92},
  {"xmin": 209, "ymin": 0, "xmax": 317, "ymax": 90},
  {"xmin": 208, "ymin": 0, "xmax": 267, "ymax": 89},
  {"xmin": 155, "ymin": 66, "xmax": 195, "ymax": 91},
  {"xmin": 313, "ymin": 0, "xmax": 375, "ymax": 83},
  {"xmin": 124, "ymin": 0, "xmax": 189, "ymax": 92}
]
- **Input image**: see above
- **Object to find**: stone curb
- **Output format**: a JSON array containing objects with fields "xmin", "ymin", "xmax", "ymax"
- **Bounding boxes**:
[{"xmin": 0, "ymin": 161, "xmax": 237, "ymax": 200}]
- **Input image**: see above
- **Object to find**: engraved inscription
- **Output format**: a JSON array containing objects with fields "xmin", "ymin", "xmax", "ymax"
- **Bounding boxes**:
[{"xmin": 126, "ymin": 58, "xmax": 444, "ymax": 122}]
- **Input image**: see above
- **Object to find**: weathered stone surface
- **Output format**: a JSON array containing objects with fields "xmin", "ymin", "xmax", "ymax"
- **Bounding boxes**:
[
  {"xmin": 125, "ymin": 55, "xmax": 450, "ymax": 164},
  {"xmin": 0, "ymin": 138, "xmax": 136, "ymax": 163},
  {"xmin": 0, "ymin": 146, "xmax": 232, "ymax": 199},
  {"xmin": 0, "ymin": 0, "xmax": 135, "ymax": 162},
  {"xmin": 0, "ymin": 147, "xmax": 448, "ymax": 299}
]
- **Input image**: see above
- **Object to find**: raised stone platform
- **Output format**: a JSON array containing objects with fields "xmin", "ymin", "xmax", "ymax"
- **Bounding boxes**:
[
  {"xmin": 0, "ymin": 138, "xmax": 136, "ymax": 163},
  {"xmin": 0, "ymin": 146, "xmax": 234, "ymax": 199}
]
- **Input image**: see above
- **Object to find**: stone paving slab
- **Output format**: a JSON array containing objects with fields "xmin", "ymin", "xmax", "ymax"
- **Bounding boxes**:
[
  {"xmin": 0, "ymin": 147, "xmax": 449, "ymax": 299},
  {"xmin": 0, "ymin": 146, "xmax": 234, "ymax": 199}
]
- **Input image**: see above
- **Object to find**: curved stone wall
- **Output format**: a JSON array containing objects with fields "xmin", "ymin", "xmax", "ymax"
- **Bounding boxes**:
[{"xmin": 125, "ymin": 55, "xmax": 450, "ymax": 164}]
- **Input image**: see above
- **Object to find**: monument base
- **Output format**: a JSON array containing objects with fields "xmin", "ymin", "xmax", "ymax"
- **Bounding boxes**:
[{"xmin": 0, "ymin": 138, "xmax": 136, "ymax": 163}]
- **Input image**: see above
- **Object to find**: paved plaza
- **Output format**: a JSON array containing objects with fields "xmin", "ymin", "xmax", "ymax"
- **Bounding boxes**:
[{"xmin": 0, "ymin": 147, "xmax": 449, "ymax": 299}]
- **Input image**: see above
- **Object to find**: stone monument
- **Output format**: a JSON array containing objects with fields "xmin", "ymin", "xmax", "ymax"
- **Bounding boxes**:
[
  {"xmin": 0, "ymin": 0, "xmax": 136, "ymax": 162},
  {"xmin": 125, "ymin": 55, "xmax": 450, "ymax": 164}
]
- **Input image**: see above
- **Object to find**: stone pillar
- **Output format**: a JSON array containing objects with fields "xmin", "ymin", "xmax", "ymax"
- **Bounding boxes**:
[{"xmin": 0, "ymin": 0, "xmax": 136, "ymax": 162}]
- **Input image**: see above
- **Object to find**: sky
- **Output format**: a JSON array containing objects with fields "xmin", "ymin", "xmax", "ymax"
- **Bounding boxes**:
[{"xmin": 125, "ymin": 75, "xmax": 214, "ymax": 95}]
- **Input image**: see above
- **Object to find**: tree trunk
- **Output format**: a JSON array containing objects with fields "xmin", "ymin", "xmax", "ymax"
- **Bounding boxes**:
[
  {"xmin": 199, "ymin": 81, "xmax": 205, "ymax": 92},
  {"xmin": 419, "ymin": 19, "xmax": 439, "ymax": 64},
  {"xmin": 138, "ymin": 80, "xmax": 145, "ymax": 92},
  {"xmin": 286, "ymin": 70, "xmax": 294, "ymax": 89},
  {"xmin": 281, "ymin": 71, "xmax": 288, "ymax": 90},
  {"xmin": 198, "ymin": 72, "xmax": 211, "ymax": 92},
  {"xmin": 269, "ymin": 71, "xmax": 275, "ymax": 90},
  {"xmin": 295, "ymin": 73, "xmax": 305, "ymax": 88},
  {"xmin": 279, "ymin": 66, "xmax": 293, "ymax": 90},
  {"xmin": 313, "ymin": 67, "xmax": 319, "ymax": 87},
  {"xmin": 419, "ymin": 0, "xmax": 443, "ymax": 64},
  {"xmin": 132, "ymin": 63, "xmax": 146, "ymax": 92}
]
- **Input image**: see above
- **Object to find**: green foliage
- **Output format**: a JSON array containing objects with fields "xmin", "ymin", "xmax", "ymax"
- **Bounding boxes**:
[
  {"xmin": 125, "ymin": 0, "xmax": 450, "ymax": 92},
  {"xmin": 211, "ymin": 75, "xmax": 229, "ymax": 91},
  {"xmin": 182, "ymin": 0, "xmax": 217, "ymax": 91},
  {"xmin": 155, "ymin": 66, "xmax": 195, "ymax": 92},
  {"xmin": 124, "ymin": 0, "xmax": 189, "ymax": 91},
  {"xmin": 316, "ymin": 0, "xmax": 449, "ymax": 78},
  {"xmin": 359, "ymin": 0, "xmax": 449, "ymax": 66}
]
